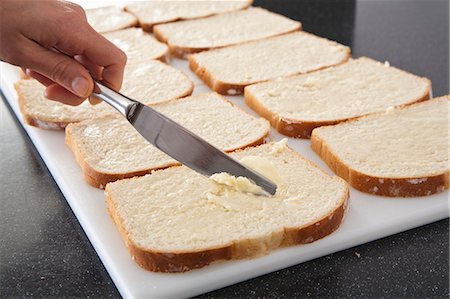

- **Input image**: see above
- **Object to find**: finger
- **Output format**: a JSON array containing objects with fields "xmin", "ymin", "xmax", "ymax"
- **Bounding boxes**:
[
  {"xmin": 75, "ymin": 54, "xmax": 104, "ymax": 81},
  {"xmin": 45, "ymin": 84, "xmax": 85, "ymax": 106},
  {"xmin": 27, "ymin": 64, "xmax": 87, "ymax": 106},
  {"xmin": 52, "ymin": 28, "xmax": 127, "ymax": 91},
  {"xmin": 88, "ymin": 96, "xmax": 102, "ymax": 105},
  {"xmin": 20, "ymin": 39, "xmax": 94, "ymax": 99},
  {"xmin": 26, "ymin": 69, "xmax": 54, "ymax": 86}
]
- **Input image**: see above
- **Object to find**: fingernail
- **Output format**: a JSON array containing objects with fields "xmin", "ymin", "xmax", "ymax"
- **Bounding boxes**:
[{"xmin": 71, "ymin": 77, "xmax": 89, "ymax": 97}]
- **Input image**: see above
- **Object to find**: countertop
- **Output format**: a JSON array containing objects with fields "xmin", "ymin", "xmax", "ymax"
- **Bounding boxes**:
[{"xmin": 1, "ymin": 0, "xmax": 448, "ymax": 298}]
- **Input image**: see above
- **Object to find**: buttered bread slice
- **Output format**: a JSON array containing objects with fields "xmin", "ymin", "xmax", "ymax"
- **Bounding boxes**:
[
  {"xmin": 86, "ymin": 6, "xmax": 137, "ymax": 33},
  {"xmin": 125, "ymin": 0, "xmax": 252, "ymax": 31},
  {"xmin": 153, "ymin": 7, "xmax": 301, "ymax": 58},
  {"xmin": 105, "ymin": 141, "xmax": 349, "ymax": 272},
  {"xmin": 245, "ymin": 57, "xmax": 431, "ymax": 138},
  {"xmin": 311, "ymin": 96, "xmax": 450, "ymax": 197},
  {"xmin": 66, "ymin": 93, "xmax": 270, "ymax": 188},
  {"xmin": 189, "ymin": 31, "xmax": 350, "ymax": 95},
  {"xmin": 103, "ymin": 28, "xmax": 169, "ymax": 63},
  {"xmin": 16, "ymin": 60, "xmax": 193, "ymax": 129}
]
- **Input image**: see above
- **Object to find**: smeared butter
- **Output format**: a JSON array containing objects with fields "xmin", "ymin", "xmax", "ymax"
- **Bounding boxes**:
[
  {"xmin": 209, "ymin": 155, "xmax": 282, "ymax": 196},
  {"xmin": 210, "ymin": 172, "xmax": 265, "ymax": 195},
  {"xmin": 270, "ymin": 138, "xmax": 288, "ymax": 154}
]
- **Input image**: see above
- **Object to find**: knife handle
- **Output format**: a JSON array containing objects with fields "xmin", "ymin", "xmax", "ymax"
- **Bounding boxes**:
[{"xmin": 91, "ymin": 82, "xmax": 138, "ymax": 119}]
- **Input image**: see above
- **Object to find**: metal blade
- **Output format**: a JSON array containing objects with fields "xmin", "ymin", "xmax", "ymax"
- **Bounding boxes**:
[{"xmin": 128, "ymin": 103, "xmax": 277, "ymax": 195}]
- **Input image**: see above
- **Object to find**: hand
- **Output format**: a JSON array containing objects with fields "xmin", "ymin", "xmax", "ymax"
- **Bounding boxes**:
[{"xmin": 0, "ymin": 0, "xmax": 127, "ymax": 105}]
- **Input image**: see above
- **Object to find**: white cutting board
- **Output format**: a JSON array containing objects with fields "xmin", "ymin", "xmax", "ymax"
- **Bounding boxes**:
[{"xmin": 1, "ymin": 56, "xmax": 448, "ymax": 298}]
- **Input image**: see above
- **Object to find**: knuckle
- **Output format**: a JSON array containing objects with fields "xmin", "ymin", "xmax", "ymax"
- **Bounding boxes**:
[
  {"xmin": 55, "ymin": 6, "xmax": 84, "ymax": 28},
  {"xmin": 49, "ymin": 59, "xmax": 74, "ymax": 84},
  {"xmin": 70, "ymin": 3, "xmax": 84, "ymax": 12},
  {"xmin": 71, "ymin": 3, "xmax": 87, "ymax": 19}
]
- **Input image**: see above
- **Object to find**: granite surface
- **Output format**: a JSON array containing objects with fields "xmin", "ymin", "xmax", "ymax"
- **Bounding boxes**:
[{"xmin": 1, "ymin": 0, "xmax": 448, "ymax": 298}]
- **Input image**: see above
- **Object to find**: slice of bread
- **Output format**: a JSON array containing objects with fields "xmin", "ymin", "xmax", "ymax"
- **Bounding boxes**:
[
  {"xmin": 153, "ymin": 7, "xmax": 301, "ymax": 58},
  {"xmin": 103, "ymin": 28, "xmax": 169, "ymax": 63},
  {"xmin": 125, "ymin": 0, "xmax": 252, "ymax": 31},
  {"xmin": 86, "ymin": 6, "xmax": 138, "ymax": 33},
  {"xmin": 189, "ymin": 31, "xmax": 350, "ymax": 95},
  {"xmin": 16, "ymin": 60, "xmax": 193, "ymax": 129},
  {"xmin": 311, "ymin": 96, "xmax": 450, "ymax": 197},
  {"xmin": 245, "ymin": 57, "xmax": 431, "ymax": 138},
  {"xmin": 105, "ymin": 142, "xmax": 349, "ymax": 272},
  {"xmin": 16, "ymin": 80, "xmax": 113, "ymax": 130},
  {"xmin": 65, "ymin": 92, "xmax": 270, "ymax": 188}
]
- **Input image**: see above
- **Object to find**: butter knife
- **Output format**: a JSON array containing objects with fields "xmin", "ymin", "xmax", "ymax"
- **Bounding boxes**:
[{"xmin": 92, "ymin": 82, "xmax": 277, "ymax": 195}]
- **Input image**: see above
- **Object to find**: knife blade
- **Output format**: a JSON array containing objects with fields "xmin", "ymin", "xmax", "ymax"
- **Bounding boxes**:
[{"xmin": 92, "ymin": 82, "xmax": 277, "ymax": 195}]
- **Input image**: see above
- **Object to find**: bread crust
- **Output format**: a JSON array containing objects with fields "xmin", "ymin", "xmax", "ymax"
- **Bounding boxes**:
[
  {"xmin": 66, "ymin": 125, "xmax": 180, "ymax": 188},
  {"xmin": 154, "ymin": 25, "xmax": 301, "ymax": 59},
  {"xmin": 66, "ymin": 126, "xmax": 267, "ymax": 189},
  {"xmin": 244, "ymin": 80, "xmax": 431, "ymax": 139},
  {"xmin": 105, "ymin": 148, "xmax": 349, "ymax": 272},
  {"xmin": 15, "ymin": 82, "xmax": 69, "ymax": 130},
  {"xmin": 188, "ymin": 36, "xmax": 351, "ymax": 95},
  {"xmin": 66, "ymin": 93, "xmax": 270, "ymax": 188},
  {"xmin": 153, "ymin": 26, "xmax": 211, "ymax": 59},
  {"xmin": 311, "ymin": 127, "xmax": 449, "ymax": 197},
  {"xmin": 15, "ymin": 66, "xmax": 193, "ymax": 130},
  {"xmin": 87, "ymin": 6, "xmax": 138, "ymax": 34},
  {"xmin": 125, "ymin": 0, "xmax": 253, "ymax": 33},
  {"xmin": 188, "ymin": 54, "xmax": 253, "ymax": 96}
]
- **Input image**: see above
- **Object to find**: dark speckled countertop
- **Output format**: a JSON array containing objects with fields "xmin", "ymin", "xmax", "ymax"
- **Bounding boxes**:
[{"xmin": 1, "ymin": 0, "xmax": 448, "ymax": 298}]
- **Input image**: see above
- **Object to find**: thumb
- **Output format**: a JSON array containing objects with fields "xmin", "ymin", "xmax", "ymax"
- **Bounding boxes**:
[{"xmin": 22, "ymin": 41, "xmax": 94, "ymax": 98}]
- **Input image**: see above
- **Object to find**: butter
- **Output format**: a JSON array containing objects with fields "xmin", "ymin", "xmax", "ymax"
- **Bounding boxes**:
[
  {"xmin": 210, "ymin": 172, "xmax": 264, "ymax": 195},
  {"xmin": 302, "ymin": 76, "xmax": 320, "ymax": 88},
  {"xmin": 209, "ymin": 155, "xmax": 282, "ymax": 196},
  {"xmin": 269, "ymin": 138, "xmax": 288, "ymax": 154},
  {"xmin": 385, "ymin": 106, "xmax": 395, "ymax": 114},
  {"xmin": 240, "ymin": 156, "xmax": 282, "ymax": 185}
]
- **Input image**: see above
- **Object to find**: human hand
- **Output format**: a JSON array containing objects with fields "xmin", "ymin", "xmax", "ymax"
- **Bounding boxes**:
[{"xmin": 0, "ymin": 0, "xmax": 127, "ymax": 105}]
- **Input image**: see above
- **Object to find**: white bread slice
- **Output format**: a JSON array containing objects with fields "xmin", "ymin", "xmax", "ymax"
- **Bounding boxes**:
[
  {"xmin": 15, "ymin": 61, "xmax": 193, "ymax": 129},
  {"xmin": 103, "ymin": 28, "xmax": 169, "ymax": 63},
  {"xmin": 65, "ymin": 93, "xmax": 270, "ymax": 188},
  {"xmin": 105, "ymin": 142, "xmax": 349, "ymax": 272},
  {"xmin": 153, "ymin": 7, "xmax": 301, "ymax": 58},
  {"xmin": 86, "ymin": 6, "xmax": 138, "ymax": 33},
  {"xmin": 15, "ymin": 80, "xmax": 112, "ymax": 130},
  {"xmin": 311, "ymin": 96, "xmax": 450, "ymax": 197},
  {"xmin": 245, "ymin": 57, "xmax": 431, "ymax": 138},
  {"xmin": 125, "ymin": 0, "xmax": 252, "ymax": 31},
  {"xmin": 189, "ymin": 31, "xmax": 351, "ymax": 95}
]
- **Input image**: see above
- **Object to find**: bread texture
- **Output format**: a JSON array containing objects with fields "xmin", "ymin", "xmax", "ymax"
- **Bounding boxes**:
[
  {"xmin": 153, "ymin": 7, "xmax": 301, "ymax": 58},
  {"xmin": 189, "ymin": 31, "xmax": 350, "ymax": 95},
  {"xmin": 245, "ymin": 57, "xmax": 431, "ymax": 138},
  {"xmin": 125, "ymin": 0, "xmax": 252, "ymax": 31},
  {"xmin": 66, "ymin": 92, "xmax": 270, "ymax": 188},
  {"xmin": 15, "ymin": 61, "xmax": 193, "ymax": 129},
  {"xmin": 311, "ymin": 96, "xmax": 450, "ymax": 197},
  {"xmin": 86, "ymin": 6, "xmax": 138, "ymax": 33},
  {"xmin": 105, "ymin": 142, "xmax": 349, "ymax": 272},
  {"xmin": 103, "ymin": 27, "xmax": 169, "ymax": 63}
]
